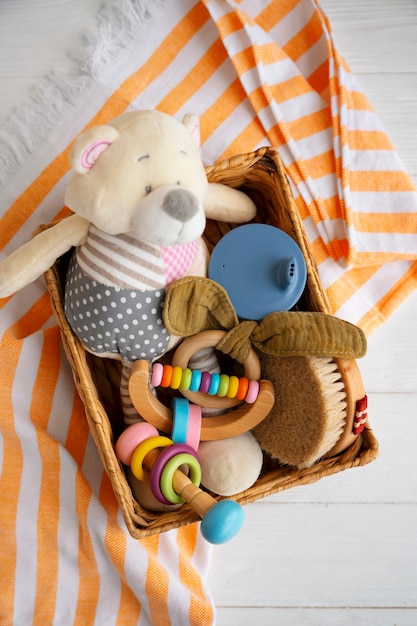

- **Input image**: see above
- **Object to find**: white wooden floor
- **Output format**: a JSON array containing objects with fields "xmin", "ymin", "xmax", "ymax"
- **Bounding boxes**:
[{"xmin": 1, "ymin": 1, "xmax": 416, "ymax": 624}]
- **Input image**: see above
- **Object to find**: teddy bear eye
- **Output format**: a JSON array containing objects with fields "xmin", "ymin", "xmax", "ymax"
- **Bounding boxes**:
[{"xmin": 145, "ymin": 185, "xmax": 152, "ymax": 194}]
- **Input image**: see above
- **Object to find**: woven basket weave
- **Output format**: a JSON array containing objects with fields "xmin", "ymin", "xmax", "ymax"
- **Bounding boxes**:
[{"xmin": 44, "ymin": 147, "xmax": 379, "ymax": 539}]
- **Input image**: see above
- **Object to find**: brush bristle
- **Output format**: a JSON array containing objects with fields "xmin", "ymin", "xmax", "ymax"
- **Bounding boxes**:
[{"xmin": 253, "ymin": 355, "xmax": 347, "ymax": 469}]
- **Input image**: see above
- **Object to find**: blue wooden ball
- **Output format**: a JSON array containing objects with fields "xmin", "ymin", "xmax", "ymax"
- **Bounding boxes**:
[{"xmin": 200, "ymin": 500, "xmax": 244, "ymax": 544}]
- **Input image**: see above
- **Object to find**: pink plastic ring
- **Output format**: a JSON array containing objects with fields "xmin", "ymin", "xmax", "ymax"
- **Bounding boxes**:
[
  {"xmin": 245, "ymin": 379, "xmax": 260, "ymax": 404},
  {"xmin": 150, "ymin": 443, "xmax": 199, "ymax": 505},
  {"xmin": 151, "ymin": 362, "xmax": 164, "ymax": 387},
  {"xmin": 115, "ymin": 422, "xmax": 159, "ymax": 465},
  {"xmin": 186, "ymin": 403, "xmax": 202, "ymax": 451}
]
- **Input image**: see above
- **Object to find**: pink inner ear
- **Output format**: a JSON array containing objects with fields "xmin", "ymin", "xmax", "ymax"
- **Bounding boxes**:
[{"xmin": 81, "ymin": 140, "xmax": 111, "ymax": 169}]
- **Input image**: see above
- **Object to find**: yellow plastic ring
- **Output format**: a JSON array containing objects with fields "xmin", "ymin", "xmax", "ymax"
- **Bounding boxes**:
[
  {"xmin": 130, "ymin": 435, "xmax": 173, "ymax": 481},
  {"xmin": 227, "ymin": 375, "xmax": 239, "ymax": 398},
  {"xmin": 170, "ymin": 366, "xmax": 183, "ymax": 390}
]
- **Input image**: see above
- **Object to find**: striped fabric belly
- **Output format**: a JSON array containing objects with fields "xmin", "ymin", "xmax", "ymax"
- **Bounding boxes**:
[
  {"xmin": 75, "ymin": 225, "xmax": 200, "ymax": 290},
  {"xmin": 76, "ymin": 225, "xmax": 167, "ymax": 290}
]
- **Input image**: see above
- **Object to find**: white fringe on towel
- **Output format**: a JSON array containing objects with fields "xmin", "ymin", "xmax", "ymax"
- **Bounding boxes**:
[{"xmin": 0, "ymin": 0, "xmax": 165, "ymax": 187}]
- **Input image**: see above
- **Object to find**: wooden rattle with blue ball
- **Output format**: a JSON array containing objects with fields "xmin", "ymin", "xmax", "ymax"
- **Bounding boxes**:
[{"xmin": 116, "ymin": 397, "xmax": 245, "ymax": 544}]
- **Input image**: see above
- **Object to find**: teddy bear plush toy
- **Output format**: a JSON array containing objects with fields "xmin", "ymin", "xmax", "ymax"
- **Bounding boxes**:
[{"xmin": 0, "ymin": 109, "xmax": 264, "ymax": 510}]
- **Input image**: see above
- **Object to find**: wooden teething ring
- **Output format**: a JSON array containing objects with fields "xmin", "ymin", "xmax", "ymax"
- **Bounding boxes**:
[
  {"xmin": 171, "ymin": 330, "xmax": 261, "ymax": 409},
  {"xmin": 128, "ymin": 330, "xmax": 275, "ymax": 441}
]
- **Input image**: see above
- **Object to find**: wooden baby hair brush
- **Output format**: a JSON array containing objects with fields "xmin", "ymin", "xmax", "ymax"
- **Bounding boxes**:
[{"xmin": 252, "ymin": 354, "xmax": 353, "ymax": 469}]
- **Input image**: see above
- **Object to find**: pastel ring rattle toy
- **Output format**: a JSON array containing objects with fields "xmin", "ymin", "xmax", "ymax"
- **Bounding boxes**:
[{"xmin": 115, "ymin": 419, "xmax": 245, "ymax": 543}]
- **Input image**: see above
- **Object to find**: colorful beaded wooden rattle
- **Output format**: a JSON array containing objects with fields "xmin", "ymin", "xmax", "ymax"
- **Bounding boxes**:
[
  {"xmin": 116, "ymin": 398, "xmax": 244, "ymax": 544},
  {"xmin": 128, "ymin": 330, "xmax": 275, "ymax": 440}
]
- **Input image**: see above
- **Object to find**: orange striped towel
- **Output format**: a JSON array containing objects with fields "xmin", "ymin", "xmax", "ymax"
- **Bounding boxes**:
[{"xmin": 1, "ymin": 1, "xmax": 416, "ymax": 624}]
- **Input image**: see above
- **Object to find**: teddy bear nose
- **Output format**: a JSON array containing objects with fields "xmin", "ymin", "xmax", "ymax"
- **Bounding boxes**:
[{"xmin": 162, "ymin": 189, "xmax": 199, "ymax": 222}]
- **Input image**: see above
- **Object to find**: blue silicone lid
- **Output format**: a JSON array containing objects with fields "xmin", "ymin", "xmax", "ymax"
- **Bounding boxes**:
[{"xmin": 208, "ymin": 224, "xmax": 307, "ymax": 320}]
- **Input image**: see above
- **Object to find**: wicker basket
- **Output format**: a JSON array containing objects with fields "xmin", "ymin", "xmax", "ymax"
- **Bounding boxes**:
[{"xmin": 44, "ymin": 147, "xmax": 379, "ymax": 539}]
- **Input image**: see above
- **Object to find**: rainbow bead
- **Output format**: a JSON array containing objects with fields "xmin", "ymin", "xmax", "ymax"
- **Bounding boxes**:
[
  {"xmin": 189, "ymin": 369, "xmax": 202, "ymax": 392},
  {"xmin": 150, "ymin": 364, "xmax": 260, "ymax": 404},
  {"xmin": 170, "ymin": 366, "xmax": 183, "ymax": 390},
  {"xmin": 218, "ymin": 374, "xmax": 230, "ymax": 397},
  {"xmin": 226, "ymin": 375, "xmax": 239, "ymax": 399},
  {"xmin": 179, "ymin": 367, "xmax": 192, "ymax": 390}
]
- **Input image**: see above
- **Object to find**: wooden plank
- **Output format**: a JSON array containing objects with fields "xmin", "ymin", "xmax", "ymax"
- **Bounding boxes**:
[
  {"xmin": 354, "ymin": 74, "xmax": 417, "ymax": 179},
  {"xmin": 321, "ymin": 0, "xmax": 417, "ymax": 74},
  {"xmin": 215, "ymin": 607, "xmax": 417, "ymax": 626},
  {"xmin": 360, "ymin": 292, "xmax": 417, "ymax": 393},
  {"xmin": 209, "ymin": 503, "xmax": 417, "ymax": 609}
]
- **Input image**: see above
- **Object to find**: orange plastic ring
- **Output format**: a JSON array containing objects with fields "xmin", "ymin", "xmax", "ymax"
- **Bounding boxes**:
[
  {"xmin": 236, "ymin": 377, "xmax": 249, "ymax": 401},
  {"xmin": 160, "ymin": 365, "xmax": 173, "ymax": 388}
]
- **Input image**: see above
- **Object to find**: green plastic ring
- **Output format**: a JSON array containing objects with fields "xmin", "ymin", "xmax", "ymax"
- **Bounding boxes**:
[
  {"xmin": 217, "ymin": 374, "xmax": 230, "ymax": 397},
  {"xmin": 179, "ymin": 367, "xmax": 193, "ymax": 390},
  {"xmin": 160, "ymin": 452, "xmax": 202, "ymax": 504}
]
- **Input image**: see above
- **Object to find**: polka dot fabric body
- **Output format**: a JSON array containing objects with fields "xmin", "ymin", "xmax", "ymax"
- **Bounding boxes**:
[{"xmin": 65, "ymin": 252, "xmax": 169, "ymax": 361}]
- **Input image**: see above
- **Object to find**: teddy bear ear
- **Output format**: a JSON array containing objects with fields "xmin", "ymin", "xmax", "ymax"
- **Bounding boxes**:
[
  {"xmin": 182, "ymin": 113, "xmax": 201, "ymax": 150},
  {"xmin": 70, "ymin": 125, "xmax": 120, "ymax": 174}
]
